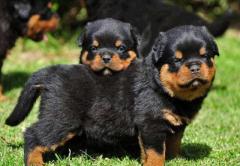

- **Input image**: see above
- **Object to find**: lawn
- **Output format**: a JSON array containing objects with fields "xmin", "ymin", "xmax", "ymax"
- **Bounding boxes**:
[{"xmin": 0, "ymin": 31, "xmax": 240, "ymax": 166}]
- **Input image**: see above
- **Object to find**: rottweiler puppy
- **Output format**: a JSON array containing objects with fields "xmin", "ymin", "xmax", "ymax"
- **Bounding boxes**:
[
  {"xmin": 5, "ymin": 18, "xmax": 141, "ymax": 166},
  {"xmin": 135, "ymin": 25, "xmax": 219, "ymax": 165},
  {"xmin": 0, "ymin": 0, "xmax": 59, "ymax": 100}
]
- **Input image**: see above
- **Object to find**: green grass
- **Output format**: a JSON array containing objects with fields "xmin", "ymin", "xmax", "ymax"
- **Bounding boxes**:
[{"xmin": 1, "ymin": 31, "xmax": 240, "ymax": 166}]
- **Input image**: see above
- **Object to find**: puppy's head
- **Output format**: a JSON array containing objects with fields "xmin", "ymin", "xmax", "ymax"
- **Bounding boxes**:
[
  {"xmin": 78, "ymin": 18, "xmax": 140, "ymax": 76},
  {"xmin": 13, "ymin": 0, "xmax": 59, "ymax": 41},
  {"xmin": 151, "ymin": 26, "xmax": 219, "ymax": 101}
]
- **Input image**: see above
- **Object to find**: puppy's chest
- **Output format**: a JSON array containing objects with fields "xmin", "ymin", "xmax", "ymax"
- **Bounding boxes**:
[
  {"xmin": 84, "ymin": 80, "xmax": 136, "ymax": 143},
  {"xmin": 93, "ymin": 77, "xmax": 135, "ymax": 110}
]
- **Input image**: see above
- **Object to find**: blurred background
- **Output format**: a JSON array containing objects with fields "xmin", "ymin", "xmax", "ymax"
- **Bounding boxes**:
[
  {"xmin": 35, "ymin": 0, "xmax": 240, "ymax": 43},
  {"xmin": 16, "ymin": 0, "xmax": 240, "ymax": 58},
  {"xmin": 14, "ymin": 0, "xmax": 240, "ymax": 61}
]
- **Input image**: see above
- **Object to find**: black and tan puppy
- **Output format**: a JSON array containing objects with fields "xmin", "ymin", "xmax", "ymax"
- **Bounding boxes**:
[
  {"xmin": 5, "ymin": 18, "xmax": 140, "ymax": 166},
  {"xmin": 135, "ymin": 25, "xmax": 219, "ymax": 165},
  {"xmin": 0, "ymin": 0, "xmax": 59, "ymax": 100}
]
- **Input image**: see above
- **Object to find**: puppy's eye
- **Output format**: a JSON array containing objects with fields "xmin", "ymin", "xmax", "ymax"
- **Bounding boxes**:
[
  {"xmin": 118, "ymin": 45, "xmax": 127, "ymax": 52},
  {"xmin": 90, "ymin": 46, "xmax": 98, "ymax": 51},
  {"xmin": 202, "ymin": 54, "xmax": 208, "ymax": 58},
  {"xmin": 174, "ymin": 58, "xmax": 182, "ymax": 63}
]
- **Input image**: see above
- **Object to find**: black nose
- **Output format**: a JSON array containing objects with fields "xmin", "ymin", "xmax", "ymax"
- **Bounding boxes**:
[
  {"xmin": 102, "ymin": 54, "xmax": 112, "ymax": 63},
  {"xmin": 189, "ymin": 64, "xmax": 200, "ymax": 73}
]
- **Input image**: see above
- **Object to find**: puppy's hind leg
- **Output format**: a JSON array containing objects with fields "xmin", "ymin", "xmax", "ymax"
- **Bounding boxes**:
[
  {"xmin": 138, "ymin": 124, "xmax": 167, "ymax": 166},
  {"xmin": 24, "ymin": 122, "xmax": 76, "ymax": 166}
]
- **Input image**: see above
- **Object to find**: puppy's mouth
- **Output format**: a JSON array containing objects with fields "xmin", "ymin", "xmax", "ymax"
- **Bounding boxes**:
[
  {"xmin": 102, "ymin": 68, "xmax": 113, "ymax": 76},
  {"xmin": 99, "ymin": 62, "xmax": 116, "ymax": 76},
  {"xmin": 178, "ymin": 78, "xmax": 208, "ymax": 89},
  {"xmin": 97, "ymin": 68, "xmax": 113, "ymax": 76}
]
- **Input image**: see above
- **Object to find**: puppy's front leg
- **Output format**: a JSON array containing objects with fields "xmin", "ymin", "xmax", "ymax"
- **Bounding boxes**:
[
  {"xmin": 138, "ymin": 129, "xmax": 166, "ymax": 166},
  {"xmin": 166, "ymin": 129, "xmax": 184, "ymax": 159}
]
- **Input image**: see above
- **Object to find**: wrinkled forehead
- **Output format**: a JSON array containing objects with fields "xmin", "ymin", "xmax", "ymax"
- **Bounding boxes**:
[
  {"xmin": 170, "ymin": 32, "xmax": 206, "ymax": 54},
  {"xmin": 86, "ymin": 20, "xmax": 132, "ymax": 45}
]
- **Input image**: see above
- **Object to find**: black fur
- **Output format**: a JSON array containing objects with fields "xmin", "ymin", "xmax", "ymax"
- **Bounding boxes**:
[
  {"xmin": 0, "ymin": 0, "xmax": 57, "ymax": 98},
  {"xmin": 5, "ymin": 20, "xmax": 219, "ymax": 165},
  {"xmin": 86, "ymin": 0, "xmax": 233, "ymax": 55}
]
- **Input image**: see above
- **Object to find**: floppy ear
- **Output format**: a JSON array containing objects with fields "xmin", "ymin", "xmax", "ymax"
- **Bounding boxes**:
[
  {"xmin": 77, "ymin": 30, "xmax": 86, "ymax": 47},
  {"xmin": 14, "ymin": 2, "xmax": 32, "ymax": 20},
  {"xmin": 128, "ymin": 24, "xmax": 142, "ymax": 58},
  {"xmin": 130, "ymin": 25, "xmax": 141, "ymax": 47},
  {"xmin": 201, "ymin": 26, "xmax": 219, "ymax": 56},
  {"xmin": 211, "ymin": 40, "xmax": 219, "ymax": 56},
  {"xmin": 151, "ymin": 32, "xmax": 167, "ymax": 64},
  {"xmin": 77, "ymin": 30, "xmax": 86, "ymax": 64},
  {"xmin": 77, "ymin": 22, "xmax": 93, "ymax": 47}
]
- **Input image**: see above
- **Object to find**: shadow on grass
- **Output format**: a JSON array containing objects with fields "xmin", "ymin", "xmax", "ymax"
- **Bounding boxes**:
[
  {"xmin": 4, "ymin": 137, "xmax": 211, "ymax": 163},
  {"xmin": 2, "ymin": 72, "xmax": 30, "ymax": 92},
  {"xmin": 211, "ymin": 84, "xmax": 227, "ymax": 91},
  {"xmin": 180, "ymin": 143, "xmax": 212, "ymax": 160},
  {"xmin": 44, "ymin": 136, "xmax": 140, "ymax": 163},
  {"xmin": 6, "ymin": 142, "xmax": 23, "ymax": 149},
  {"xmin": 45, "ymin": 142, "xmax": 211, "ymax": 163}
]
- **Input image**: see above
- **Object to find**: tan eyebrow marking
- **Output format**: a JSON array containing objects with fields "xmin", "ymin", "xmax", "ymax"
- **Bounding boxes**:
[
  {"xmin": 175, "ymin": 50, "xmax": 183, "ymax": 59},
  {"xmin": 115, "ymin": 40, "xmax": 122, "ymax": 47},
  {"xmin": 93, "ymin": 40, "xmax": 99, "ymax": 47},
  {"xmin": 199, "ymin": 47, "xmax": 206, "ymax": 56}
]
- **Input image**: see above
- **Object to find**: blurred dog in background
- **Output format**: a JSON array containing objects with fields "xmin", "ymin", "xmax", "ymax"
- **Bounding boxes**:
[
  {"xmin": 0, "ymin": 0, "xmax": 59, "ymax": 100},
  {"xmin": 85, "ymin": 0, "xmax": 235, "ymax": 56}
]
